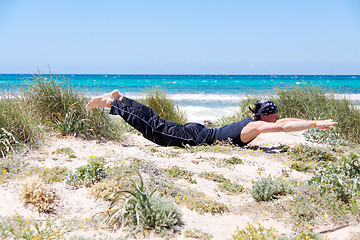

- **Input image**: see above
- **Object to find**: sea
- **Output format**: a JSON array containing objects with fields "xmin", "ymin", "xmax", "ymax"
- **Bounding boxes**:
[{"xmin": 1, "ymin": 74, "xmax": 360, "ymax": 123}]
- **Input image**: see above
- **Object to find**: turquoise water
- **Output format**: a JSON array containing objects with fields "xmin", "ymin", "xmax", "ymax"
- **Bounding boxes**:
[
  {"xmin": 1, "ymin": 74, "xmax": 360, "ymax": 94},
  {"xmin": 1, "ymin": 74, "xmax": 360, "ymax": 122}
]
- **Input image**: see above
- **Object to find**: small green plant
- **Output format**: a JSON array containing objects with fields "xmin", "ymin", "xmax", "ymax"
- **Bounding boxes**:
[
  {"xmin": 203, "ymin": 156, "xmax": 244, "ymax": 168},
  {"xmin": 0, "ymin": 156, "xmax": 30, "ymax": 182},
  {"xmin": 20, "ymin": 176, "xmax": 58, "ymax": 213},
  {"xmin": 184, "ymin": 228, "xmax": 213, "ymax": 239},
  {"xmin": 102, "ymin": 171, "xmax": 182, "ymax": 233},
  {"xmin": 52, "ymin": 147, "xmax": 74, "ymax": 155},
  {"xmin": 0, "ymin": 215, "xmax": 74, "ymax": 240},
  {"xmin": 287, "ymin": 144, "xmax": 336, "ymax": 172},
  {"xmin": 217, "ymin": 181, "xmax": 244, "ymax": 195},
  {"xmin": 149, "ymin": 171, "xmax": 229, "ymax": 215},
  {"xmin": 52, "ymin": 147, "xmax": 76, "ymax": 159},
  {"xmin": 279, "ymin": 183, "xmax": 356, "ymax": 231},
  {"xmin": 223, "ymin": 156, "xmax": 244, "ymax": 165},
  {"xmin": 251, "ymin": 175, "xmax": 293, "ymax": 201},
  {"xmin": 66, "ymin": 160, "xmax": 107, "ymax": 187},
  {"xmin": 309, "ymin": 152, "xmax": 360, "ymax": 203},
  {"xmin": 185, "ymin": 198, "xmax": 229, "ymax": 215},
  {"xmin": 231, "ymin": 222, "xmax": 278, "ymax": 240},
  {"xmin": 304, "ymin": 127, "xmax": 347, "ymax": 146},
  {"xmin": 199, "ymin": 171, "xmax": 227, "ymax": 183},
  {"xmin": 89, "ymin": 179, "xmax": 124, "ymax": 201},
  {"xmin": 199, "ymin": 171, "xmax": 244, "ymax": 195},
  {"xmin": 39, "ymin": 166, "xmax": 68, "ymax": 183},
  {"xmin": 278, "ymin": 232, "xmax": 329, "ymax": 240},
  {"xmin": 164, "ymin": 166, "xmax": 197, "ymax": 184},
  {"xmin": 89, "ymin": 155, "xmax": 105, "ymax": 164}
]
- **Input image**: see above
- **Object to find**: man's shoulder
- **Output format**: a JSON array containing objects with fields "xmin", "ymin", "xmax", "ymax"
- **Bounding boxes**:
[{"xmin": 246, "ymin": 120, "xmax": 269, "ymax": 128}]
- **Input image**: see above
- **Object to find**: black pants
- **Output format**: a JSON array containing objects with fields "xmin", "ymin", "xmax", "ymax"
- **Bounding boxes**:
[{"xmin": 110, "ymin": 97, "xmax": 208, "ymax": 147}]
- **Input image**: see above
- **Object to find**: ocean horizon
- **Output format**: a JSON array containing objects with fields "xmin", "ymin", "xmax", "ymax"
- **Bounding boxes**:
[{"xmin": 1, "ymin": 74, "xmax": 360, "ymax": 123}]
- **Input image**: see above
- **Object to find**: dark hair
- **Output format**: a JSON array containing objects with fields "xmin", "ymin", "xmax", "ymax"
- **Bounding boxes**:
[{"xmin": 252, "ymin": 102, "xmax": 262, "ymax": 120}]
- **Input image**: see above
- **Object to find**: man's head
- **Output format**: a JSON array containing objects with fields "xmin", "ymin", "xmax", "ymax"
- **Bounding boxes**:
[{"xmin": 250, "ymin": 100, "xmax": 279, "ymax": 122}]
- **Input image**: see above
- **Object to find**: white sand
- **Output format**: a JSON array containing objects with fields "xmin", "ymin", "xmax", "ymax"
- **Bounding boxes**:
[{"xmin": 0, "ymin": 131, "xmax": 358, "ymax": 239}]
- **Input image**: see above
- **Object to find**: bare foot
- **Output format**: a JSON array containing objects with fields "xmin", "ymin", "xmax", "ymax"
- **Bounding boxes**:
[
  {"xmin": 86, "ymin": 93, "xmax": 113, "ymax": 111},
  {"xmin": 111, "ymin": 89, "xmax": 123, "ymax": 101}
]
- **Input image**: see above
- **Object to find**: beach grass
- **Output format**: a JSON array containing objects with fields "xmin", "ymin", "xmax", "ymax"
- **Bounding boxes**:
[
  {"xmin": 275, "ymin": 84, "xmax": 360, "ymax": 144},
  {"xmin": 22, "ymin": 74, "xmax": 124, "ymax": 141},
  {"xmin": 143, "ymin": 87, "xmax": 188, "ymax": 125},
  {"xmin": 0, "ymin": 74, "xmax": 127, "ymax": 157},
  {"xmin": 0, "ymin": 95, "xmax": 44, "ymax": 157}
]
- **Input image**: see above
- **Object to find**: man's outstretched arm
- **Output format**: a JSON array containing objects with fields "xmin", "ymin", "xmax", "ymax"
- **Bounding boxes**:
[{"xmin": 240, "ymin": 119, "xmax": 338, "ymax": 143}]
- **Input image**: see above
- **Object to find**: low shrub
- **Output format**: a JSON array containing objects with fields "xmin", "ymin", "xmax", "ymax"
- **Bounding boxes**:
[
  {"xmin": 102, "ymin": 171, "xmax": 182, "ymax": 232},
  {"xmin": 286, "ymin": 144, "xmax": 336, "ymax": 173},
  {"xmin": 184, "ymin": 228, "xmax": 213, "ymax": 239},
  {"xmin": 251, "ymin": 175, "xmax": 293, "ymax": 201},
  {"xmin": 199, "ymin": 171, "xmax": 227, "ymax": 183},
  {"xmin": 199, "ymin": 171, "xmax": 243, "ymax": 195},
  {"xmin": 223, "ymin": 156, "xmax": 244, "ymax": 165},
  {"xmin": 309, "ymin": 152, "xmax": 360, "ymax": 203},
  {"xmin": 280, "ymin": 187, "xmax": 356, "ymax": 231},
  {"xmin": 0, "ymin": 155, "xmax": 31, "ymax": 182},
  {"xmin": 152, "ymin": 173, "xmax": 229, "ymax": 215},
  {"xmin": 66, "ymin": 160, "xmax": 107, "ymax": 187},
  {"xmin": 304, "ymin": 127, "xmax": 348, "ymax": 146},
  {"xmin": 52, "ymin": 147, "xmax": 75, "ymax": 155},
  {"xmin": 39, "ymin": 166, "xmax": 68, "ymax": 183},
  {"xmin": 217, "ymin": 181, "xmax": 244, "ymax": 195},
  {"xmin": 232, "ymin": 222, "xmax": 278, "ymax": 240},
  {"xmin": 185, "ymin": 198, "xmax": 229, "ymax": 215},
  {"xmin": 20, "ymin": 177, "xmax": 58, "ymax": 213},
  {"xmin": 163, "ymin": 166, "xmax": 197, "ymax": 184},
  {"xmin": 278, "ymin": 232, "xmax": 330, "ymax": 240},
  {"xmin": 89, "ymin": 179, "xmax": 123, "ymax": 201},
  {"xmin": 0, "ymin": 215, "xmax": 73, "ymax": 240}
]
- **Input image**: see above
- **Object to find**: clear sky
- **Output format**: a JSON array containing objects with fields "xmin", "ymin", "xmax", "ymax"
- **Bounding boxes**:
[{"xmin": 1, "ymin": 0, "xmax": 360, "ymax": 74}]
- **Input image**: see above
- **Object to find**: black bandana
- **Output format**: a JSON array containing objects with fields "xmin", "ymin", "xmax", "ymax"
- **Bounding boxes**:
[{"xmin": 249, "ymin": 100, "xmax": 278, "ymax": 117}]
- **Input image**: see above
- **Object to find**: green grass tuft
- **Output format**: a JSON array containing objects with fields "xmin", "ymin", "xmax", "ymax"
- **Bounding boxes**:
[
  {"xmin": 22, "ymin": 74, "xmax": 124, "ymax": 141},
  {"xmin": 144, "ymin": 87, "xmax": 188, "ymax": 124}
]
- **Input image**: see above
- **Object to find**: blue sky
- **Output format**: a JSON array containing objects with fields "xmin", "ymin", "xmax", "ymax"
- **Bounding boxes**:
[{"xmin": 1, "ymin": 0, "xmax": 360, "ymax": 74}]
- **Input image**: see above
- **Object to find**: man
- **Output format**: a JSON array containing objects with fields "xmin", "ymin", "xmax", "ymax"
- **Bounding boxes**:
[{"xmin": 86, "ymin": 90, "xmax": 338, "ymax": 147}]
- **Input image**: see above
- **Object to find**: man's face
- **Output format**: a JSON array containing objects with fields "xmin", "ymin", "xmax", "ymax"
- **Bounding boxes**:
[{"xmin": 260, "ymin": 113, "xmax": 279, "ymax": 122}]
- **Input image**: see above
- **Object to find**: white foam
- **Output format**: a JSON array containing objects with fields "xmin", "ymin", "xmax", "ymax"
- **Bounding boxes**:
[
  {"xmin": 179, "ymin": 106, "xmax": 240, "ymax": 123},
  {"xmin": 169, "ymin": 93, "xmax": 245, "ymax": 103},
  {"xmin": 125, "ymin": 93, "xmax": 246, "ymax": 103},
  {"xmin": 334, "ymin": 93, "xmax": 360, "ymax": 102}
]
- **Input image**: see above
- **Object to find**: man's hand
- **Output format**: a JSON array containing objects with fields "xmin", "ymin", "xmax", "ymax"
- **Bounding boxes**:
[{"xmin": 316, "ymin": 119, "xmax": 338, "ymax": 129}]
